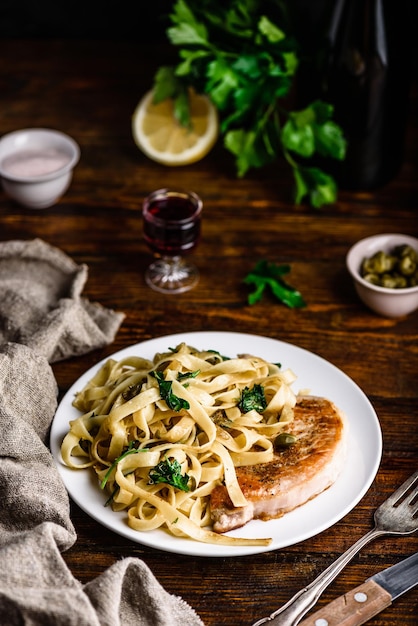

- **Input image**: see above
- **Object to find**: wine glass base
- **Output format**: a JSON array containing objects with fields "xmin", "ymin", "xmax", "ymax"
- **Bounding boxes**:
[{"xmin": 145, "ymin": 258, "xmax": 199, "ymax": 294}]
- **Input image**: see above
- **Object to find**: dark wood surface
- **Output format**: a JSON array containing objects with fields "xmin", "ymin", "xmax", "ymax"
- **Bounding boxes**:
[{"xmin": 1, "ymin": 39, "xmax": 417, "ymax": 625}]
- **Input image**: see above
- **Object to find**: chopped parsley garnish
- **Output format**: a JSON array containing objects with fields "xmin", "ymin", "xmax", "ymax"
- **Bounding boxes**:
[
  {"xmin": 239, "ymin": 384, "xmax": 267, "ymax": 413},
  {"xmin": 207, "ymin": 349, "xmax": 230, "ymax": 361},
  {"xmin": 100, "ymin": 442, "xmax": 144, "ymax": 489},
  {"xmin": 177, "ymin": 369, "xmax": 200, "ymax": 381},
  {"xmin": 151, "ymin": 371, "xmax": 190, "ymax": 411},
  {"xmin": 104, "ymin": 469, "xmax": 136, "ymax": 507},
  {"xmin": 149, "ymin": 458, "xmax": 190, "ymax": 492}
]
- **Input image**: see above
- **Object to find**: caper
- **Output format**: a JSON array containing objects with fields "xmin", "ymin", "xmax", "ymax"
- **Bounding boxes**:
[
  {"xmin": 395, "ymin": 275, "xmax": 408, "ymax": 288},
  {"xmin": 381, "ymin": 274, "xmax": 397, "ymax": 289},
  {"xmin": 398, "ymin": 255, "xmax": 416, "ymax": 277},
  {"xmin": 410, "ymin": 273, "xmax": 418, "ymax": 287},
  {"xmin": 395, "ymin": 244, "xmax": 417, "ymax": 263},
  {"xmin": 361, "ymin": 258, "xmax": 377, "ymax": 275},
  {"xmin": 360, "ymin": 243, "xmax": 418, "ymax": 289},
  {"xmin": 382, "ymin": 274, "xmax": 408, "ymax": 289},
  {"xmin": 274, "ymin": 433, "xmax": 297, "ymax": 450},
  {"xmin": 363, "ymin": 273, "xmax": 381, "ymax": 286},
  {"xmin": 372, "ymin": 251, "xmax": 396, "ymax": 274}
]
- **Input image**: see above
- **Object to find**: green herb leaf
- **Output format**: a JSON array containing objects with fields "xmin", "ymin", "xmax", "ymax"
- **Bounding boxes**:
[
  {"xmin": 294, "ymin": 166, "xmax": 338, "ymax": 209},
  {"xmin": 282, "ymin": 101, "xmax": 347, "ymax": 161},
  {"xmin": 224, "ymin": 128, "xmax": 274, "ymax": 177},
  {"xmin": 152, "ymin": 66, "xmax": 191, "ymax": 128},
  {"xmin": 149, "ymin": 457, "xmax": 190, "ymax": 492},
  {"xmin": 206, "ymin": 58, "xmax": 239, "ymax": 110},
  {"xmin": 151, "ymin": 371, "xmax": 190, "ymax": 411},
  {"xmin": 239, "ymin": 383, "xmax": 267, "ymax": 413},
  {"xmin": 168, "ymin": 0, "xmax": 209, "ymax": 47},
  {"xmin": 104, "ymin": 469, "xmax": 136, "ymax": 507},
  {"xmin": 153, "ymin": 66, "xmax": 181, "ymax": 102},
  {"xmin": 257, "ymin": 15, "xmax": 285, "ymax": 44},
  {"xmin": 244, "ymin": 260, "xmax": 306, "ymax": 308},
  {"xmin": 177, "ymin": 370, "xmax": 200, "ymax": 381},
  {"xmin": 100, "ymin": 442, "xmax": 141, "ymax": 490},
  {"xmin": 207, "ymin": 349, "xmax": 230, "ymax": 361}
]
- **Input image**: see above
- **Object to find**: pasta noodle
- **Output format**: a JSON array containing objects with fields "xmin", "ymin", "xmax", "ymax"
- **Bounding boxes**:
[{"xmin": 61, "ymin": 342, "xmax": 297, "ymax": 546}]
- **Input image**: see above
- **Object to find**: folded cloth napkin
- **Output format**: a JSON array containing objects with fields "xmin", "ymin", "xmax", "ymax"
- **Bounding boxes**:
[
  {"xmin": 0, "ymin": 238, "xmax": 125, "ymax": 363},
  {"xmin": 0, "ymin": 241, "xmax": 205, "ymax": 625}
]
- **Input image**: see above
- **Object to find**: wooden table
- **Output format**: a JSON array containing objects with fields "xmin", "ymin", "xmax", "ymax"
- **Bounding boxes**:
[{"xmin": 0, "ymin": 39, "xmax": 417, "ymax": 625}]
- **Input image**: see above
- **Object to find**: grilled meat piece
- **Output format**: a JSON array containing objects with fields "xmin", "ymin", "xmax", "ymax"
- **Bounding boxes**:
[{"xmin": 210, "ymin": 396, "xmax": 347, "ymax": 533}]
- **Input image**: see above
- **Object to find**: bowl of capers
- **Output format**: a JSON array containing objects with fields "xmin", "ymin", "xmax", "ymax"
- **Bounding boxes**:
[{"xmin": 346, "ymin": 233, "xmax": 418, "ymax": 318}]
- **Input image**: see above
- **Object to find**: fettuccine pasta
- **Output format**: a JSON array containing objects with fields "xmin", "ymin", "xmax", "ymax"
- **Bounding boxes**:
[{"xmin": 61, "ymin": 342, "xmax": 297, "ymax": 546}]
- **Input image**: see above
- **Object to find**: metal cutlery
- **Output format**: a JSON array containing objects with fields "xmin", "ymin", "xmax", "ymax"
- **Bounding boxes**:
[
  {"xmin": 298, "ymin": 551, "xmax": 418, "ymax": 626},
  {"xmin": 253, "ymin": 469, "xmax": 418, "ymax": 626}
]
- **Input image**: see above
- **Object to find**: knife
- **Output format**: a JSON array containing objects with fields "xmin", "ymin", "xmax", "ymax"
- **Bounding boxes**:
[{"xmin": 298, "ymin": 552, "xmax": 418, "ymax": 626}]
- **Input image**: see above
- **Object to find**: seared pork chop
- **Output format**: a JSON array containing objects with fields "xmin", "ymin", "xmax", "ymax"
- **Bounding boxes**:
[{"xmin": 210, "ymin": 396, "xmax": 347, "ymax": 533}]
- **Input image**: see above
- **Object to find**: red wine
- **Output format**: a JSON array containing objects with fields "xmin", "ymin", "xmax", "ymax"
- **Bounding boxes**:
[{"xmin": 143, "ymin": 190, "xmax": 202, "ymax": 257}]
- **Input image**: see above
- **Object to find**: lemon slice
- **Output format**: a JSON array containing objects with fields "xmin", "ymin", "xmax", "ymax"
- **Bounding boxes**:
[{"xmin": 132, "ymin": 89, "xmax": 218, "ymax": 166}]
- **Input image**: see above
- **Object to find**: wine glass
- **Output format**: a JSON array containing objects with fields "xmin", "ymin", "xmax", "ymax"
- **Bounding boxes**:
[{"xmin": 142, "ymin": 188, "xmax": 202, "ymax": 294}]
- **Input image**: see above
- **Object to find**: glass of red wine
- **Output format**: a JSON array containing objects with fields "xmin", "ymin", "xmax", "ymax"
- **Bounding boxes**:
[{"xmin": 142, "ymin": 188, "xmax": 202, "ymax": 293}]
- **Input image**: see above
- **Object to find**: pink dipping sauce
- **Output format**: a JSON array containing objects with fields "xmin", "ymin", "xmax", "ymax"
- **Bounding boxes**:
[{"xmin": 1, "ymin": 149, "xmax": 70, "ymax": 177}]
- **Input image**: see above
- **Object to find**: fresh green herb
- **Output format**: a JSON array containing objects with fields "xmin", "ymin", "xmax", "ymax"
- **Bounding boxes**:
[
  {"xmin": 100, "ymin": 442, "xmax": 143, "ymax": 490},
  {"xmin": 207, "ymin": 349, "xmax": 230, "ymax": 361},
  {"xmin": 177, "ymin": 369, "xmax": 200, "ymax": 381},
  {"xmin": 149, "ymin": 458, "xmax": 191, "ymax": 492},
  {"xmin": 239, "ymin": 383, "xmax": 267, "ymax": 413},
  {"xmin": 104, "ymin": 486, "xmax": 119, "ymax": 507},
  {"xmin": 151, "ymin": 371, "xmax": 190, "ymax": 411},
  {"xmin": 104, "ymin": 470, "xmax": 136, "ymax": 507},
  {"xmin": 152, "ymin": 0, "xmax": 346, "ymax": 208},
  {"xmin": 244, "ymin": 260, "xmax": 306, "ymax": 307}
]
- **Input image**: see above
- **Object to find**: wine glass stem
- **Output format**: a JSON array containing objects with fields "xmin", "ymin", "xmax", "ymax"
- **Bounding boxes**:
[{"xmin": 145, "ymin": 255, "xmax": 199, "ymax": 294}]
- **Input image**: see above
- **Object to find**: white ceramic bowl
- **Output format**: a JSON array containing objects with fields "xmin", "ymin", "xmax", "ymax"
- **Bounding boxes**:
[
  {"xmin": 346, "ymin": 233, "xmax": 418, "ymax": 318},
  {"xmin": 0, "ymin": 128, "xmax": 80, "ymax": 209}
]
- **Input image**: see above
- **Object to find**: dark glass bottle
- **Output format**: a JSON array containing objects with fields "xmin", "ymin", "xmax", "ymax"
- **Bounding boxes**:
[{"xmin": 318, "ymin": 0, "xmax": 412, "ymax": 190}]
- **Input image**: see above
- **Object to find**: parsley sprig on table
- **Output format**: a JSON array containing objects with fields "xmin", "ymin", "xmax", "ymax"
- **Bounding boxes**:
[
  {"xmin": 152, "ymin": 0, "xmax": 346, "ymax": 208},
  {"xmin": 244, "ymin": 260, "xmax": 306, "ymax": 307}
]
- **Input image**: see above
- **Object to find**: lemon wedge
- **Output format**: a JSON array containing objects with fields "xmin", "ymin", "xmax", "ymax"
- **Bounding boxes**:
[{"xmin": 132, "ymin": 89, "xmax": 218, "ymax": 166}]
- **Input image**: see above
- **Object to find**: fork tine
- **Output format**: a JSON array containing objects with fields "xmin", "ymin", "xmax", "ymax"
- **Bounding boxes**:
[{"xmin": 386, "ymin": 470, "xmax": 418, "ymax": 506}]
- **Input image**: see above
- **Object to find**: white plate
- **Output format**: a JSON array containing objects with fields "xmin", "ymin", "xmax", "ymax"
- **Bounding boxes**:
[{"xmin": 50, "ymin": 331, "xmax": 382, "ymax": 557}]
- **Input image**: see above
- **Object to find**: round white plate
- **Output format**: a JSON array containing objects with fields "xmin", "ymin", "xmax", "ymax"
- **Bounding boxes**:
[{"xmin": 50, "ymin": 331, "xmax": 382, "ymax": 557}]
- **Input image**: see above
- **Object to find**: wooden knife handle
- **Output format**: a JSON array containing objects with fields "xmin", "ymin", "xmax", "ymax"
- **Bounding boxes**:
[{"xmin": 298, "ymin": 580, "xmax": 392, "ymax": 626}]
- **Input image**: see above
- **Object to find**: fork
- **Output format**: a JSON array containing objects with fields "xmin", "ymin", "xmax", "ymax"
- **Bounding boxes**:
[{"xmin": 253, "ymin": 469, "xmax": 418, "ymax": 626}]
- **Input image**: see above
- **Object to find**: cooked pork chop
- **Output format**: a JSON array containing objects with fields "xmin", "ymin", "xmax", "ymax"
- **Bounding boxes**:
[{"xmin": 210, "ymin": 396, "xmax": 347, "ymax": 533}]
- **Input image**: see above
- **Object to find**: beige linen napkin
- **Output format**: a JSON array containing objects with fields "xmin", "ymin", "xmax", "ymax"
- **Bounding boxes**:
[
  {"xmin": 0, "ymin": 241, "xmax": 204, "ymax": 625},
  {"xmin": 0, "ymin": 238, "xmax": 125, "ymax": 362}
]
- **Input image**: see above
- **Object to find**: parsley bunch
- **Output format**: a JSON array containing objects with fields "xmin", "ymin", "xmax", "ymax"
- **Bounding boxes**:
[{"xmin": 153, "ymin": 0, "xmax": 347, "ymax": 208}]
